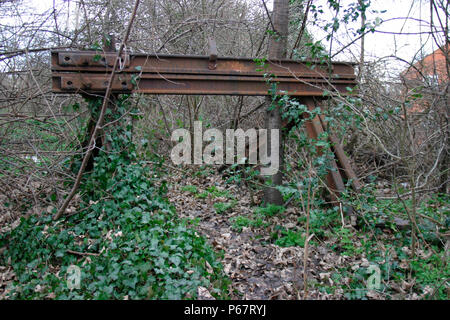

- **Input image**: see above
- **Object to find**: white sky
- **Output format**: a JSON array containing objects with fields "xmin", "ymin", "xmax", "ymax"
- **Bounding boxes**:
[
  {"xmin": 313, "ymin": 0, "xmax": 444, "ymax": 72},
  {"xmin": 9, "ymin": 0, "xmax": 447, "ymax": 72},
  {"xmin": 309, "ymin": 0, "xmax": 446, "ymax": 76}
]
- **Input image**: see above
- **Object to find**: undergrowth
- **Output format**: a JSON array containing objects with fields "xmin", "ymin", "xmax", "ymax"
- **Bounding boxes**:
[{"xmin": 0, "ymin": 95, "xmax": 229, "ymax": 299}]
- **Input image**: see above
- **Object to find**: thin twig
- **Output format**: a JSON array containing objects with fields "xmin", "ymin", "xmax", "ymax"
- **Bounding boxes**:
[
  {"xmin": 290, "ymin": 0, "xmax": 312, "ymax": 59},
  {"xmin": 261, "ymin": 0, "xmax": 276, "ymax": 33},
  {"xmin": 66, "ymin": 249, "xmax": 100, "ymax": 257},
  {"xmin": 54, "ymin": 0, "xmax": 141, "ymax": 220}
]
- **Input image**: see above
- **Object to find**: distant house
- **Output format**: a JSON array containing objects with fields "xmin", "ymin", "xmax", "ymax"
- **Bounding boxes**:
[{"xmin": 400, "ymin": 44, "xmax": 449, "ymax": 113}]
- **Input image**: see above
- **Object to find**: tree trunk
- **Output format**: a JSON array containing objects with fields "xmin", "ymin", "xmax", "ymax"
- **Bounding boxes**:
[
  {"xmin": 263, "ymin": 0, "xmax": 289, "ymax": 205},
  {"xmin": 357, "ymin": 0, "xmax": 366, "ymax": 82}
]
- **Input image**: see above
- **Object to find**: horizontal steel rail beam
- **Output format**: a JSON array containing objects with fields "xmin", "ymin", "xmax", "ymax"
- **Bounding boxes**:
[{"xmin": 51, "ymin": 51, "xmax": 357, "ymax": 96}]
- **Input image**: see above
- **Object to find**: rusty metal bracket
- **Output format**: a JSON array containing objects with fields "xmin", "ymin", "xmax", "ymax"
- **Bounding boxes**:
[
  {"xmin": 301, "ymin": 98, "xmax": 345, "ymax": 203},
  {"xmin": 56, "ymin": 74, "xmax": 132, "ymax": 92},
  {"xmin": 55, "ymin": 51, "xmax": 130, "ymax": 68},
  {"xmin": 208, "ymin": 38, "xmax": 218, "ymax": 70},
  {"xmin": 318, "ymin": 114, "xmax": 362, "ymax": 192}
]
